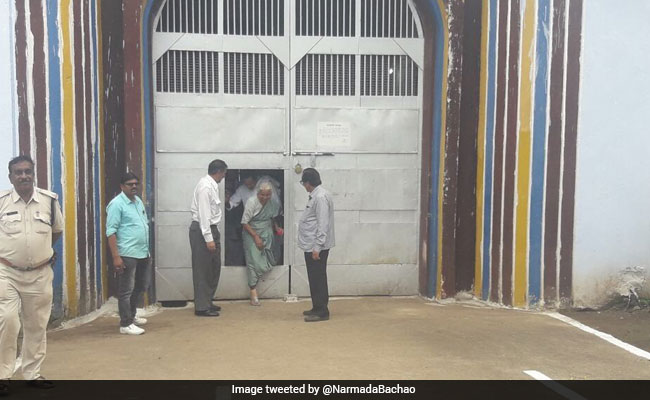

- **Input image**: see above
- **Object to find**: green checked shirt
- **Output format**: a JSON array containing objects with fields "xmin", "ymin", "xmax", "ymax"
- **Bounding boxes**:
[{"xmin": 106, "ymin": 192, "xmax": 150, "ymax": 259}]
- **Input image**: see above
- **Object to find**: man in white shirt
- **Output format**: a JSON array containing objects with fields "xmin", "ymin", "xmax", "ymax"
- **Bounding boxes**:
[
  {"xmin": 189, "ymin": 159, "xmax": 227, "ymax": 317},
  {"xmin": 225, "ymin": 174, "xmax": 256, "ymax": 211}
]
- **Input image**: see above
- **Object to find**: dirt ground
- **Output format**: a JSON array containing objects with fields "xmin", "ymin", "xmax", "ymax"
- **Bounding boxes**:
[
  {"xmin": 31, "ymin": 297, "xmax": 650, "ymax": 381},
  {"xmin": 560, "ymin": 308, "xmax": 650, "ymax": 353}
]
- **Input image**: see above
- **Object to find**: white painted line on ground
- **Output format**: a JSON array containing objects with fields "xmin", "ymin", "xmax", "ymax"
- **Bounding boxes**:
[
  {"xmin": 546, "ymin": 312, "xmax": 650, "ymax": 361},
  {"xmin": 524, "ymin": 370, "xmax": 587, "ymax": 400},
  {"xmin": 523, "ymin": 370, "xmax": 552, "ymax": 380}
]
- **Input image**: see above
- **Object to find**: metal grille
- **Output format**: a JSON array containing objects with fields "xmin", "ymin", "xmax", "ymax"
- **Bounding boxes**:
[
  {"xmin": 156, "ymin": 0, "xmax": 218, "ymax": 34},
  {"xmin": 361, "ymin": 0, "xmax": 418, "ymax": 38},
  {"xmin": 156, "ymin": 50, "xmax": 219, "ymax": 93},
  {"xmin": 296, "ymin": 54, "xmax": 355, "ymax": 96},
  {"xmin": 223, "ymin": 0, "xmax": 284, "ymax": 36},
  {"xmin": 224, "ymin": 53, "xmax": 285, "ymax": 95},
  {"xmin": 295, "ymin": 0, "xmax": 355, "ymax": 36},
  {"xmin": 361, "ymin": 55, "xmax": 418, "ymax": 96}
]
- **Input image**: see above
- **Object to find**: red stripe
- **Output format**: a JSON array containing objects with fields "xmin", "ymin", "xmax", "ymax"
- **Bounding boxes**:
[
  {"xmin": 30, "ymin": 0, "xmax": 48, "ymax": 187},
  {"xmin": 559, "ymin": 0, "xmax": 583, "ymax": 302},
  {"xmin": 83, "ymin": 0, "xmax": 97, "ymax": 310},
  {"xmin": 490, "ymin": 0, "xmax": 509, "ymax": 302},
  {"xmin": 544, "ymin": 0, "xmax": 567, "ymax": 304},
  {"xmin": 73, "ymin": 0, "xmax": 88, "ymax": 315},
  {"xmin": 122, "ymin": 1, "xmax": 144, "ymax": 179},
  {"xmin": 14, "ymin": 0, "xmax": 30, "ymax": 156},
  {"xmin": 501, "ymin": 0, "xmax": 521, "ymax": 306}
]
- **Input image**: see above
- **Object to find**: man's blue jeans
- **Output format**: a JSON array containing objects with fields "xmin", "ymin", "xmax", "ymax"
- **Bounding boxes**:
[{"xmin": 117, "ymin": 257, "xmax": 151, "ymax": 327}]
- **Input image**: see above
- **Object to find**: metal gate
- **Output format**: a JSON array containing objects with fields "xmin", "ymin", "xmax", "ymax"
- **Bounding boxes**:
[{"xmin": 152, "ymin": 0, "xmax": 424, "ymax": 301}]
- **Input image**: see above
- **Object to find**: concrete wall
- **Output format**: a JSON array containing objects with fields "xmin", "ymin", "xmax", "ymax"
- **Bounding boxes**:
[
  {"xmin": 573, "ymin": 0, "xmax": 650, "ymax": 306},
  {"xmin": 0, "ymin": 1, "xmax": 17, "ymax": 189}
]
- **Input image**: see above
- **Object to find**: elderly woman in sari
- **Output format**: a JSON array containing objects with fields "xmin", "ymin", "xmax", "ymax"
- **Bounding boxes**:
[{"xmin": 242, "ymin": 182, "xmax": 283, "ymax": 305}]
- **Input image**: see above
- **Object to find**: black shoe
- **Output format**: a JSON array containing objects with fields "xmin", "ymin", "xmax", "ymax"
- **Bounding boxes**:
[
  {"xmin": 302, "ymin": 309, "xmax": 316, "ymax": 316},
  {"xmin": 304, "ymin": 314, "xmax": 329, "ymax": 322},
  {"xmin": 210, "ymin": 304, "xmax": 222, "ymax": 312},
  {"xmin": 195, "ymin": 309, "xmax": 220, "ymax": 317},
  {"xmin": 0, "ymin": 382, "xmax": 9, "ymax": 396},
  {"xmin": 26, "ymin": 377, "xmax": 55, "ymax": 389}
]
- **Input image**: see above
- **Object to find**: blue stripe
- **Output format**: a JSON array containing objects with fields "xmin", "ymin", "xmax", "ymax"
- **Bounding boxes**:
[
  {"xmin": 46, "ymin": 0, "xmax": 64, "ymax": 319},
  {"xmin": 482, "ymin": 0, "xmax": 498, "ymax": 301},
  {"xmin": 91, "ymin": 0, "xmax": 102, "ymax": 302},
  {"xmin": 427, "ymin": 0, "xmax": 445, "ymax": 298},
  {"xmin": 529, "ymin": 0, "xmax": 550, "ymax": 305}
]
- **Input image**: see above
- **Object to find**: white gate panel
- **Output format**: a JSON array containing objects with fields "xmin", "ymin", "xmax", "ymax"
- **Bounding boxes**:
[
  {"xmin": 292, "ymin": 108, "xmax": 419, "ymax": 153},
  {"xmin": 156, "ymin": 106, "xmax": 286, "ymax": 152},
  {"xmin": 291, "ymin": 264, "xmax": 418, "ymax": 296}
]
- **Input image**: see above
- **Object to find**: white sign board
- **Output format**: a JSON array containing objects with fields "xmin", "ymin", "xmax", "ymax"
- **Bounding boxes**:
[{"xmin": 317, "ymin": 122, "xmax": 351, "ymax": 148}]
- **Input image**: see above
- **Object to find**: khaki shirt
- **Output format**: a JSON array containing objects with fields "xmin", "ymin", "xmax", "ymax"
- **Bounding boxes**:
[{"xmin": 0, "ymin": 187, "xmax": 64, "ymax": 267}]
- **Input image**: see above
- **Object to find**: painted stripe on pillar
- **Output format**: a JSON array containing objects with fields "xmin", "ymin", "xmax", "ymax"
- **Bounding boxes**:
[
  {"xmin": 482, "ymin": 0, "xmax": 498, "ymax": 301},
  {"xmin": 490, "ymin": 0, "xmax": 508, "ymax": 303},
  {"xmin": 529, "ymin": 0, "xmax": 550, "ymax": 305},
  {"xmin": 123, "ymin": 1, "xmax": 144, "ymax": 178},
  {"xmin": 96, "ymin": 0, "xmax": 108, "ymax": 301},
  {"xmin": 514, "ymin": 0, "xmax": 536, "ymax": 307},
  {"xmin": 544, "ymin": 0, "xmax": 566, "ymax": 304},
  {"xmin": 502, "ymin": 0, "xmax": 522, "ymax": 306},
  {"xmin": 73, "ymin": 0, "xmax": 88, "ymax": 316},
  {"xmin": 474, "ymin": 0, "xmax": 491, "ymax": 298},
  {"xmin": 83, "ymin": 0, "xmax": 96, "ymax": 311},
  {"xmin": 60, "ymin": 0, "xmax": 78, "ymax": 317},
  {"xmin": 434, "ymin": 0, "xmax": 449, "ymax": 298},
  {"xmin": 30, "ymin": 0, "xmax": 48, "ymax": 186},
  {"xmin": 47, "ymin": 0, "xmax": 64, "ymax": 318},
  {"xmin": 559, "ymin": 0, "xmax": 583, "ymax": 302},
  {"xmin": 15, "ymin": 0, "xmax": 30, "ymax": 156},
  {"xmin": 92, "ymin": 0, "xmax": 104, "ymax": 303}
]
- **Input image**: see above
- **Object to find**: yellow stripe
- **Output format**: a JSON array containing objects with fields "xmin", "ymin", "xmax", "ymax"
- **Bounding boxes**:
[
  {"xmin": 474, "ymin": 1, "xmax": 490, "ymax": 298},
  {"xmin": 96, "ymin": 0, "xmax": 108, "ymax": 301},
  {"xmin": 514, "ymin": 0, "xmax": 536, "ymax": 307},
  {"xmin": 436, "ymin": 0, "xmax": 448, "ymax": 298},
  {"xmin": 60, "ymin": 0, "xmax": 78, "ymax": 317}
]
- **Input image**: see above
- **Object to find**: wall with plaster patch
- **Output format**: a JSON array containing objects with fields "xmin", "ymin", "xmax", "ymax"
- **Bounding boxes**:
[{"xmin": 572, "ymin": 0, "xmax": 650, "ymax": 307}]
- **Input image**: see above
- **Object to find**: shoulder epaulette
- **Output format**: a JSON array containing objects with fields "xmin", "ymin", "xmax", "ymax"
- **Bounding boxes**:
[
  {"xmin": 36, "ymin": 188, "xmax": 59, "ymax": 200},
  {"xmin": 0, "ymin": 190, "xmax": 11, "ymax": 199}
]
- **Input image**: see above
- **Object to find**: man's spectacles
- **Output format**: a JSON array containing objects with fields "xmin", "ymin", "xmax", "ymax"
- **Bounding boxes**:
[{"xmin": 124, "ymin": 182, "xmax": 139, "ymax": 187}]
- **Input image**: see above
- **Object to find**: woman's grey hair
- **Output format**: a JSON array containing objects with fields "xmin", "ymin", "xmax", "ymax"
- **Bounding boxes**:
[{"xmin": 258, "ymin": 182, "xmax": 273, "ymax": 193}]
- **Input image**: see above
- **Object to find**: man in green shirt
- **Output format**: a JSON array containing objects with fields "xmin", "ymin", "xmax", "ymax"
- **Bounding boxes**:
[{"xmin": 106, "ymin": 172, "xmax": 151, "ymax": 335}]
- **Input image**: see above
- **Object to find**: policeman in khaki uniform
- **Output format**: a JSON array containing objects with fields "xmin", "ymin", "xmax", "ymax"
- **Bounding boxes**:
[{"xmin": 0, "ymin": 155, "xmax": 62, "ymax": 393}]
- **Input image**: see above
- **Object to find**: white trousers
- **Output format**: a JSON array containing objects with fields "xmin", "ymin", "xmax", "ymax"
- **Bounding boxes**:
[{"xmin": 0, "ymin": 264, "xmax": 53, "ymax": 380}]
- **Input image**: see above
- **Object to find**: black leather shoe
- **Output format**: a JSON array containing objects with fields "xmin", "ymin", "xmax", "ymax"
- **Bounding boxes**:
[
  {"xmin": 304, "ymin": 314, "xmax": 329, "ymax": 322},
  {"xmin": 0, "ymin": 382, "xmax": 9, "ymax": 396},
  {"xmin": 26, "ymin": 377, "xmax": 55, "ymax": 389},
  {"xmin": 195, "ymin": 309, "xmax": 220, "ymax": 317},
  {"xmin": 303, "ymin": 309, "xmax": 316, "ymax": 316},
  {"xmin": 210, "ymin": 304, "xmax": 222, "ymax": 312}
]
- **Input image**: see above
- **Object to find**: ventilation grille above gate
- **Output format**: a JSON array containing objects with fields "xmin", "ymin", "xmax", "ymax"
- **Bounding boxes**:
[
  {"xmin": 223, "ymin": 0, "xmax": 285, "ymax": 36},
  {"xmin": 296, "ymin": 54, "xmax": 355, "ymax": 96},
  {"xmin": 361, "ymin": 0, "xmax": 419, "ymax": 38},
  {"xmin": 361, "ymin": 55, "xmax": 418, "ymax": 96},
  {"xmin": 295, "ymin": 0, "xmax": 355, "ymax": 37},
  {"xmin": 156, "ymin": 0, "xmax": 219, "ymax": 34},
  {"xmin": 156, "ymin": 50, "xmax": 219, "ymax": 93},
  {"xmin": 224, "ymin": 53, "xmax": 285, "ymax": 95}
]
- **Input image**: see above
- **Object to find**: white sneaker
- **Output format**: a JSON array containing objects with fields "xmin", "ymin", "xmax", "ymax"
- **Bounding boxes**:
[
  {"xmin": 119, "ymin": 324, "xmax": 145, "ymax": 335},
  {"xmin": 134, "ymin": 317, "xmax": 147, "ymax": 325}
]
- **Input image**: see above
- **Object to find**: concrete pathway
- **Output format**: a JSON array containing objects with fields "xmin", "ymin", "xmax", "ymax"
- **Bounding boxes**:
[{"xmin": 39, "ymin": 297, "xmax": 650, "ymax": 380}]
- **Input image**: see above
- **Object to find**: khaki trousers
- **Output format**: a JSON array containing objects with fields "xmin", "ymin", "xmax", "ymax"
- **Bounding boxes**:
[{"xmin": 0, "ymin": 264, "xmax": 53, "ymax": 380}]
